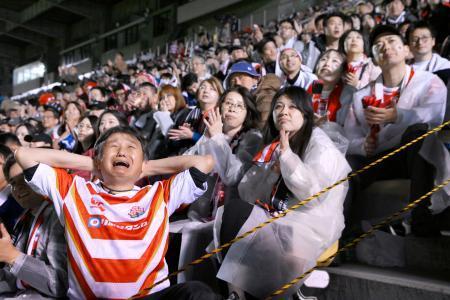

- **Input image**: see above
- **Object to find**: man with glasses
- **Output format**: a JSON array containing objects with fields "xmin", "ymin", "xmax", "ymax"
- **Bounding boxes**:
[
  {"xmin": 344, "ymin": 25, "xmax": 449, "ymax": 237},
  {"xmin": 42, "ymin": 104, "xmax": 61, "ymax": 138},
  {"xmin": 0, "ymin": 155, "xmax": 67, "ymax": 298},
  {"xmin": 407, "ymin": 21, "xmax": 450, "ymax": 85}
]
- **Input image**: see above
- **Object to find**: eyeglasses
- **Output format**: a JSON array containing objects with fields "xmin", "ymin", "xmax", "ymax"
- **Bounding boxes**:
[
  {"xmin": 222, "ymin": 101, "xmax": 246, "ymax": 112},
  {"xmin": 411, "ymin": 36, "xmax": 432, "ymax": 44}
]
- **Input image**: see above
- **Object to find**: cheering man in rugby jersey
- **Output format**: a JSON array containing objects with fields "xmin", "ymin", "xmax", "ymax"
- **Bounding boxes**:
[{"xmin": 14, "ymin": 126, "xmax": 220, "ymax": 299}]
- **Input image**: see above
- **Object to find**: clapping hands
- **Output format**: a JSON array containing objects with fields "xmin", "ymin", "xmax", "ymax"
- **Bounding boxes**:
[
  {"xmin": 168, "ymin": 123, "xmax": 194, "ymax": 141},
  {"xmin": 203, "ymin": 108, "xmax": 223, "ymax": 137}
]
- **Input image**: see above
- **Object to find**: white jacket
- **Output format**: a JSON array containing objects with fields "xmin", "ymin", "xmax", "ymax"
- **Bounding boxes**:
[
  {"xmin": 275, "ymin": 48, "xmax": 318, "ymax": 90},
  {"xmin": 411, "ymin": 53, "xmax": 450, "ymax": 73},
  {"xmin": 217, "ymin": 128, "xmax": 351, "ymax": 298}
]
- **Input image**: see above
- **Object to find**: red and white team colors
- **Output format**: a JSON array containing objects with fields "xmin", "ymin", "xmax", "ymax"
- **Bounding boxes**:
[{"xmin": 26, "ymin": 163, "xmax": 206, "ymax": 299}]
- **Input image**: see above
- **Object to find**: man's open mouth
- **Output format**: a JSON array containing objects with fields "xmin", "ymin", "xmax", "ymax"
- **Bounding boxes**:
[{"xmin": 113, "ymin": 161, "xmax": 130, "ymax": 168}]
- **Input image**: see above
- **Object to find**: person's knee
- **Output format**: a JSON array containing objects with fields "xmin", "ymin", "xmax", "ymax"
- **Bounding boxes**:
[
  {"xmin": 401, "ymin": 123, "xmax": 428, "ymax": 144},
  {"xmin": 346, "ymin": 154, "xmax": 366, "ymax": 170}
]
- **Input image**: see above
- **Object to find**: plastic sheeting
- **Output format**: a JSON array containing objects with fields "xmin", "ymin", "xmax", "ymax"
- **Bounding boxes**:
[{"xmin": 217, "ymin": 128, "xmax": 351, "ymax": 298}]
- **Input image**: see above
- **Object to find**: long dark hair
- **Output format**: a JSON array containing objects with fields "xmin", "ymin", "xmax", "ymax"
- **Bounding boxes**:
[
  {"xmin": 263, "ymin": 86, "xmax": 314, "ymax": 158},
  {"xmin": 15, "ymin": 122, "xmax": 37, "ymax": 137},
  {"xmin": 339, "ymin": 29, "xmax": 369, "ymax": 56},
  {"xmin": 219, "ymin": 86, "xmax": 260, "ymax": 133},
  {"xmin": 74, "ymin": 115, "xmax": 98, "ymax": 154},
  {"xmin": 96, "ymin": 110, "xmax": 128, "ymax": 137}
]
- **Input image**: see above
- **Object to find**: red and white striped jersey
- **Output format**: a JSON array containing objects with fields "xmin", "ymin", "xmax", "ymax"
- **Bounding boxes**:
[{"xmin": 27, "ymin": 163, "xmax": 206, "ymax": 299}]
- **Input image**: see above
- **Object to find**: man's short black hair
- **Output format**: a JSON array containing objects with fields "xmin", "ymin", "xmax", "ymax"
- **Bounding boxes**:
[
  {"xmin": 383, "ymin": 0, "xmax": 403, "ymax": 6},
  {"xmin": 94, "ymin": 126, "xmax": 147, "ymax": 160},
  {"xmin": 279, "ymin": 18, "xmax": 295, "ymax": 29},
  {"xmin": 51, "ymin": 86, "xmax": 63, "ymax": 94},
  {"xmin": 139, "ymin": 82, "xmax": 157, "ymax": 94},
  {"xmin": 91, "ymin": 86, "xmax": 107, "ymax": 98},
  {"xmin": 44, "ymin": 107, "xmax": 60, "ymax": 119},
  {"xmin": 0, "ymin": 144, "xmax": 12, "ymax": 160},
  {"xmin": 3, "ymin": 154, "xmax": 16, "ymax": 182},
  {"xmin": 256, "ymin": 37, "xmax": 277, "ymax": 55},
  {"xmin": 369, "ymin": 24, "xmax": 405, "ymax": 48},
  {"xmin": 182, "ymin": 73, "xmax": 198, "ymax": 91},
  {"xmin": 323, "ymin": 12, "xmax": 346, "ymax": 27},
  {"xmin": 405, "ymin": 21, "xmax": 437, "ymax": 42},
  {"xmin": 0, "ymin": 133, "xmax": 20, "ymax": 148}
]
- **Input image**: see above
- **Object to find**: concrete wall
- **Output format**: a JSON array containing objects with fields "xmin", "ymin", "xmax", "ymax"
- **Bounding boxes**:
[
  {"xmin": 101, "ymin": 42, "xmax": 142, "ymax": 63},
  {"xmin": 8, "ymin": 0, "xmax": 327, "ymax": 97},
  {"xmin": 177, "ymin": 0, "xmax": 242, "ymax": 24},
  {"xmin": 13, "ymin": 78, "xmax": 42, "ymax": 96}
]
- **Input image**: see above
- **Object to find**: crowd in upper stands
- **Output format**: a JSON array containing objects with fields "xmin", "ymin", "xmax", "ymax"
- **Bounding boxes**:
[{"xmin": 0, "ymin": 0, "xmax": 449, "ymax": 299}]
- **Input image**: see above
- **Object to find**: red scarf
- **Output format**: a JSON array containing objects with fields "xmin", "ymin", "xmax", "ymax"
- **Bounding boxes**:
[
  {"xmin": 252, "ymin": 142, "xmax": 289, "ymax": 214},
  {"xmin": 312, "ymin": 83, "xmax": 344, "ymax": 122},
  {"xmin": 253, "ymin": 141, "xmax": 280, "ymax": 163},
  {"xmin": 363, "ymin": 68, "xmax": 415, "ymax": 141}
]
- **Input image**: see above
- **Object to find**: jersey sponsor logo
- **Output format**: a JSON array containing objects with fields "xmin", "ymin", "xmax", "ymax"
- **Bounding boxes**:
[
  {"xmin": 90, "ymin": 196, "xmax": 106, "ymax": 212},
  {"xmin": 128, "ymin": 206, "xmax": 145, "ymax": 218},
  {"xmin": 102, "ymin": 219, "xmax": 148, "ymax": 231},
  {"xmin": 88, "ymin": 216, "xmax": 102, "ymax": 228},
  {"xmin": 87, "ymin": 215, "xmax": 149, "ymax": 231}
]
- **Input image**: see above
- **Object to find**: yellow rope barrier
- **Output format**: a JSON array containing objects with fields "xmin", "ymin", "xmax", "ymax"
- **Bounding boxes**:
[
  {"xmin": 266, "ymin": 177, "xmax": 450, "ymax": 299},
  {"xmin": 131, "ymin": 120, "xmax": 450, "ymax": 298}
]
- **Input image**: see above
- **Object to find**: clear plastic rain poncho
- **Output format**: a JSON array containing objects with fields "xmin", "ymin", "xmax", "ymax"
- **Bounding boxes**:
[{"xmin": 217, "ymin": 127, "xmax": 351, "ymax": 298}]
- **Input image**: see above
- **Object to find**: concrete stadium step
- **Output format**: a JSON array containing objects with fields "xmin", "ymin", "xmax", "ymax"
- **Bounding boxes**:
[
  {"xmin": 405, "ymin": 236, "xmax": 450, "ymax": 272},
  {"xmin": 355, "ymin": 232, "xmax": 450, "ymax": 273},
  {"xmin": 301, "ymin": 263, "xmax": 450, "ymax": 300}
]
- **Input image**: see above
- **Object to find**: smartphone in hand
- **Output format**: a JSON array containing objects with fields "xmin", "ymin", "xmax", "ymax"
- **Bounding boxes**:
[{"xmin": 311, "ymin": 80, "xmax": 324, "ymax": 94}]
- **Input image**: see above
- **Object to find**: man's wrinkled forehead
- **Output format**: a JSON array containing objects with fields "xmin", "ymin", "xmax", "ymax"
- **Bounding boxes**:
[{"xmin": 105, "ymin": 132, "xmax": 142, "ymax": 148}]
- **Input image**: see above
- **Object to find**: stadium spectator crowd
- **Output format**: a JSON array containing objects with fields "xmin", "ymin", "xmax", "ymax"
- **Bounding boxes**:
[{"xmin": 0, "ymin": 0, "xmax": 450, "ymax": 299}]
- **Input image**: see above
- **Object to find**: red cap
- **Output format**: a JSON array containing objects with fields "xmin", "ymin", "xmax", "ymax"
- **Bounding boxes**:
[{"xmin": 38, "ymin": 92, "xmax": 55, "ymax": 106}]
